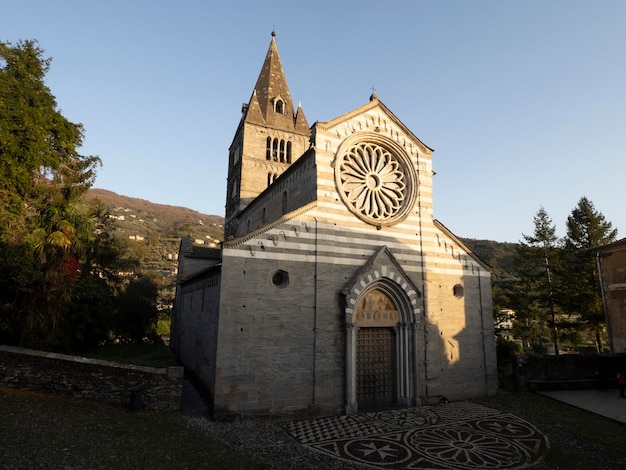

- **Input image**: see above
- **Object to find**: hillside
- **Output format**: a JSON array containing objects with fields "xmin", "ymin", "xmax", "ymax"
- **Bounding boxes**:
[
  {"xmin": 461, "ymin": 238, "xmax": 519, "ymax": 281},
  {"xmin": 83, "ymin": 189, "xmax": 225, "ymax": 293},
  {"xmin": 84, "ymin": 188, "xmax": 224, "ymax": 241},
  {"xmin": 83, "ymin": 188, "xmax": 519, "ymax": 291}
]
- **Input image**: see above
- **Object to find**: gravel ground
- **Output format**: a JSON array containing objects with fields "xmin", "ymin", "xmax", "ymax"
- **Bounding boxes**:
[
  {"xmin": 184, "ymin": 417, "xmax": 368, "ymax": 470},
  {"xmin": 0, "ymin": 386, "xmax": 363, "ymax": 470}
]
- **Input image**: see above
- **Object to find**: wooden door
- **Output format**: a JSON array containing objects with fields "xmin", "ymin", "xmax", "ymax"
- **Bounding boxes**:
[{"xmin": 356, "ymin": 327, "xmax": 395, "ymax": 408}]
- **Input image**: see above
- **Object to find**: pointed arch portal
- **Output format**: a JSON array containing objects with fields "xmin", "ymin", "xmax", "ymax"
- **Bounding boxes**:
[
  {"xmin": 342, "ymin": 247, "xmax": 422, "ymax": 414},
  {"xmin": 345, "ymin": 278, "xmax": 420, "ymax": 414}
]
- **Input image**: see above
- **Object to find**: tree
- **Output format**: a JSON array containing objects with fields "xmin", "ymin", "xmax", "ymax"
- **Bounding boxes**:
[
  {"xmin": 513, "ymin": 207, "xmax": 562, "ymax": 353},
  {"xmin": 0, "ymin": 40, "xmax": 100, "ymax": 217},
  {"xmin": 82, "ymin": 199, "xmax": 139, "ymax": 287},
  {"xmin": 115, "ymin": 277, "xmax": 159, "ymax": 342},
  {"xmin": 63, "ymin": 274, "xmax": 115, "ymax": 351},
  {"xmin": 60, "ymin": 200, "xmax": 142, "ymax": 351},
  {"xmin": 0, "ymin": 40, "xmax": 101, "ymax": 349},
  {"xmin": 562, "ymin": 197, "xmax": 617, "ymax": 352}
]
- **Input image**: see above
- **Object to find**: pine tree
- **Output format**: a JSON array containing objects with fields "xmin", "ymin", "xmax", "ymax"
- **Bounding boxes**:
[
  {"xmin": 562, "ymin": 197, "xmax": 617, "ymax": 352},
  {"xmin": 513, "ymin": 207, "xmax": 561, "ymax": 354}
]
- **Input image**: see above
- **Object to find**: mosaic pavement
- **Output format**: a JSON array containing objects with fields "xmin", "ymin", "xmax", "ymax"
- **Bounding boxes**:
[{"xmin": 287, "ymin": 402, "xmax": 549, "ymax": 469}]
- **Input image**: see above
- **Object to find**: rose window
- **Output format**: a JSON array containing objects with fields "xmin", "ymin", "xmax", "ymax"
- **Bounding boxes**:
[{"xmin": 336, "ymin": 141, "xmax": 415, "ymax": 226}]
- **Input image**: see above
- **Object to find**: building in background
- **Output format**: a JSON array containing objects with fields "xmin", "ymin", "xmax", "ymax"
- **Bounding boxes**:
[{"xmin": 597, "ymin": 238, "xmax": 626, "ymax": 354}]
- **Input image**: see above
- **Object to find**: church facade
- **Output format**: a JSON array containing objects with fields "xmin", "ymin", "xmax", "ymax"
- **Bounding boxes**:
[{"xmin": 172, "ymin": 33, "xmax": 497, "ymax": 418}]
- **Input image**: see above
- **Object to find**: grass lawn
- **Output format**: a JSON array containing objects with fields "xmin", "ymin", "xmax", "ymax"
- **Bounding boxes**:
[
  {"xmin": 80, "ymin": 340, "xmax": 179, "ymax": 368},
  {"xmin": 0, "ymin": 387, "xmax": 282, "ymax": 470},
  {"xmin": 474, "ymin": 391, "xmax": 626, "ymax": 469}
]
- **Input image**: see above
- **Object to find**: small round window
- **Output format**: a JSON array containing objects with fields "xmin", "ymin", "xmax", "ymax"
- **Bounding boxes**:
[
  {"xmin": 453, "ymin": 284, "xmax": 464, "ymax": 298},
  {"xmin": 272, "ymin": 270, "xmax": 289, "ymax": 289}
]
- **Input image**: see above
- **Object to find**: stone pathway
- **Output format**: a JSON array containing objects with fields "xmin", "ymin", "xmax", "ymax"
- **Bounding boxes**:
[
  {"xmin": 539, "ymin": 389, "xmax": 626, "ymax": 424},
  {"xmin": 287, "ymin": 402, "xmax": 549, "ymax": 469}
]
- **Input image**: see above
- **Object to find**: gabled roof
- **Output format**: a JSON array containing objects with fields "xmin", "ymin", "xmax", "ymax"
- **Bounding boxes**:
[
  {"xmin": 245, "ymin": 33, "xmax": 309, "ymax": 133},
  {"xmin": 434, "ymin": 219, "xmax": 491, "ymax": 271},
  {"xmin": 315, "ymin": 94, "xmax": 433, "ymax": 154},
  {"xmin": 596, "ymin": 237, "xmax": 626, "ymax": 253}
]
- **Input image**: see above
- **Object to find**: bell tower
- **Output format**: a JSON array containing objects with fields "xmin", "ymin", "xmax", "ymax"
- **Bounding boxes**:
[{"xmin": 224, "ymin": 32, "xmax": 310, "ymax": 238}]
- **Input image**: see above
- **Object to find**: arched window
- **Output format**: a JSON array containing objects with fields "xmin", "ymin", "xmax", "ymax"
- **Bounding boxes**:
[
  {"xmin": 272, "ymin": 138, "xmax": 278, "ymax": 161},
  {"xmin": 286, "ymin": 141, "xmax": 292, "ymax": 164},
  {"xmin": 279, "ymin": 140, "xmax": 285, "ymax": 162},
  {"xmin": 267, "ymin": 173, "xmax": 279, "ymax": 186},
  {"xmin": 282, "ymin": 191, "xmax": 288, "ymax": 214},
  {"xmin": 266, "ymin": 137, "xmax": 271, "ymax": 160},
  {"xmin": 275, "ymin": 99, "xmax": 284, "ymax": 114},
  {"xmin": 231, "ymin": 143, "xmax": 241, "ymax": 165}
]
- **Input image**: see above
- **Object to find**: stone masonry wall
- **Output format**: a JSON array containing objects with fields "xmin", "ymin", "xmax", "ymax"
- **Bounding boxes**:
[
  {"xmin": 0, "ymin": 345, "xmax": 184, "ymax": 411},
  {"xmin": 213, "ymin": 250, "xmax": 317, "ymax": 417}
]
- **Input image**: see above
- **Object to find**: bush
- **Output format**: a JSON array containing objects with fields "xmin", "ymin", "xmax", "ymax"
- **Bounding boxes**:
[{"xmin": 496, "ymin": 337, "xmax": 522, "ymax": 388}]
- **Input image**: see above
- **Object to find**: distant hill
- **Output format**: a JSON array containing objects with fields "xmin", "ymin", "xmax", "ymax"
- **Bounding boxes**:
[
  {"xmin": 84, "ymin": 188, "xmax": 224, "ymax": 242},
  {"xmin": 82, "ymin": 189, "xmax": 225, "ymax": 292},
  {"xmin": 83, "ymin": 188, "xmax": 519, "ymax": 292},
  {"xmin": 460, "ymin": 238, "xmax": 519, "ymax": 281}
]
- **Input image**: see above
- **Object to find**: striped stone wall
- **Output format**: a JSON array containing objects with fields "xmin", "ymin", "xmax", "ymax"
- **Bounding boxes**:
[
  {"xmin": 175, "ymin": 98, "xmax": 497, "ymax": 418},
  {"xmin": 212, "ymin": 211, "xmax": 496, "ymax": 416}
]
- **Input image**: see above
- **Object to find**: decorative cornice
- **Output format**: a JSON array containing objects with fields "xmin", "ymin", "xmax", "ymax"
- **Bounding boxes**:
[{"xmin": 223, "ymin": 201, "xmax": 318, "ymax": 248}]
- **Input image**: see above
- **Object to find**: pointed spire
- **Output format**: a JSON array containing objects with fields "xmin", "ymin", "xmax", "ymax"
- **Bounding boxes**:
[
  {"xmin": 246, "ymin": 32, "xmax": 309, "ymax": 132},
  {"xmin": 244, "ymin": 90, "xmax": 265, "ymax": 125},
  {"xmin": 294, "ymin": 102, "xmax": 310, "ymax": 134}
]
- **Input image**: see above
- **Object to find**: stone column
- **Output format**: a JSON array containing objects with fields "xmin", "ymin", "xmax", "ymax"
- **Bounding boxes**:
[
  {"xmin": 345, "ymin": 323, "xmax": 358, "ymax": 414},
  {"xmin": 397, "ymin": 322, "xmax": 411, "ymax": 406},
  {"xmin": 412, "ymin": 319, "xmax": 421, "ymax": 405}
]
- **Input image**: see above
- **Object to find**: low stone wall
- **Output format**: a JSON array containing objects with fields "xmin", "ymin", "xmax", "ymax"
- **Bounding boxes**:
[
  {"xmin": 0, "ymin": 345, "xmax": 184, "ymax": 411},
  {"xmin": 513, "ymin": 353, "xmax": 626, "ymax": 391}
]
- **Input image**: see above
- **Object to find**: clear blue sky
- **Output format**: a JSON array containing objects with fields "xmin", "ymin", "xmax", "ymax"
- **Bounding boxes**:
[{"xmin": 3, "ymin": 1, "xmax": 625, "ymax": 243}]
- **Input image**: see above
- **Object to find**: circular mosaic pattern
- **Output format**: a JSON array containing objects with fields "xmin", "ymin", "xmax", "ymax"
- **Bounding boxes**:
[
  {"xmin": 407, "ymin": 427, "xmax": 522, "ymax": 468},
  {"xmin": 288, "ymin": 403, "xmax": 549, "ymax": 469},
  {"xmin": 336, "ymin": 140, "xmax": 415, "ymax": 226}
]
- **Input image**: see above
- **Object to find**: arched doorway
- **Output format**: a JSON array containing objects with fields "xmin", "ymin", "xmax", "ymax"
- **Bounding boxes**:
[
  {"xmin": 342, "ymin": 248, "xmax": 422, "ymax": 415},
  {"xmin": 354, "ymin": 289, "xmax": 400, "ymax": 409}
]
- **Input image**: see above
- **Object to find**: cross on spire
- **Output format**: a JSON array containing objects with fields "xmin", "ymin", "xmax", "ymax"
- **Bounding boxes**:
[{"xmin": 370, "ymin": 86, "xmax": 378, "ymax": 101}]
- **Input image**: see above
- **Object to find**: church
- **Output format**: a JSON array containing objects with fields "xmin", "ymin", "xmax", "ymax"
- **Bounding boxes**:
[{"xmin": 171, "ymin": 32, "xmax": 497, "ymax": 418}]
